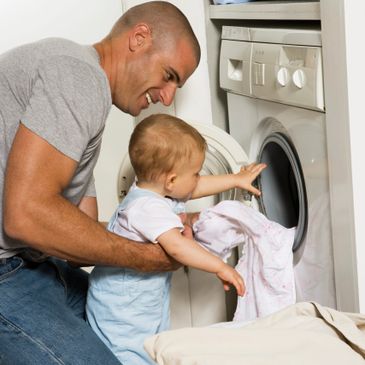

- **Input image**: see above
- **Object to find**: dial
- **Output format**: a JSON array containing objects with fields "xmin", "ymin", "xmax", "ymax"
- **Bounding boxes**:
[
  {"xmin": 292, "ymin": 69, "xmax": 306, "ymax": 89},
  {"xmin": 277, "ymin": 67, "xmax": 289, "ymax": 87}
]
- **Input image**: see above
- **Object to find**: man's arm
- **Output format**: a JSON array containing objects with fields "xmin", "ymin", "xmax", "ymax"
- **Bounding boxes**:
[
  {"xmin": 3, "ymin": 124, "xmax": 178, "ymax": 272},
  {"xmin": 67, "ymin": 195, "xmax": 100, "ymax": 267}
]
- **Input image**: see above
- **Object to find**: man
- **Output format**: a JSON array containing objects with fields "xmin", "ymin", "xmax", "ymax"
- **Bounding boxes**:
[{"xmin": 0, "ymin": 2, "xmax": 200, "ymax": 364}]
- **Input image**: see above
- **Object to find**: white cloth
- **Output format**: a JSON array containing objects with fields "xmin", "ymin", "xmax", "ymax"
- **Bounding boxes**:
[
  {"xmin": 193, "ymin": 200, "xmax": 296, "ymax": 323},
  {"xmin": 144, "ymin": 302, "xmax": 365, "ymax": 365}
]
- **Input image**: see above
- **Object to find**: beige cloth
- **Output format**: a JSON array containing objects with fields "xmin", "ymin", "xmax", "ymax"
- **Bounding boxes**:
[{"xmin": 144, "ymin": 302, "xmax": 365, "ymax": 365}]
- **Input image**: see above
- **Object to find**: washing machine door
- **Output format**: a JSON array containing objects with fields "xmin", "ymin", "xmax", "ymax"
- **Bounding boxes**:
[{"xmin": 117, "ymin": 122, "xmax": 250, "ymax": 328}]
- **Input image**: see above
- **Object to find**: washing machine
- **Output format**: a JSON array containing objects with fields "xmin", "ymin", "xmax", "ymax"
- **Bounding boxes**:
[{"xmin": 220, "ymin": 26, "xmax": 336, "ymax": 308}]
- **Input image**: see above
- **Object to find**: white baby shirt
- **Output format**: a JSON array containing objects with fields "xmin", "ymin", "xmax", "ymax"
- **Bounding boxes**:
[{"xmin": 109, "ymin": 184, "xmax": 185, "ymax": 243}]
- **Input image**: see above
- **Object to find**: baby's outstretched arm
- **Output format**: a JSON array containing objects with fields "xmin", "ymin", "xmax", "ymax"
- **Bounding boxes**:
[
  {"xmin": 158, "ymin": 228, "xmax": 245, "ymax": 296},
  {"xmin": 191, "ymin": 162, "xmax": 266, "ymax": 199}
]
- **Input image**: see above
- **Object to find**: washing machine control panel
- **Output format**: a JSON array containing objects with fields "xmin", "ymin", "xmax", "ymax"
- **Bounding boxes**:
[{"xmin": 220, "ymin": 26, "xmax": 324, "ymax": 111}]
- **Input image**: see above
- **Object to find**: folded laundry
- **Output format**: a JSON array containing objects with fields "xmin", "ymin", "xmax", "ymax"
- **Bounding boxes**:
[
  {"xmin": 193, "ymin": 200, "xmax": 296, "ymax": 323},
  {"xmin": 145, "ymin": 302, "xmax": 365, "ymax": 365}
]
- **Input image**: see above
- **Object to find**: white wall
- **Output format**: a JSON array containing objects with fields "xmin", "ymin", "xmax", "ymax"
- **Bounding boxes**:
[
  {"xmin": 0, "ymin": 0, "xmax": 121, "ymax": 50},
  {"xmin": 0, "ymin": 0, "xmax": 135, "ymax": 222}
]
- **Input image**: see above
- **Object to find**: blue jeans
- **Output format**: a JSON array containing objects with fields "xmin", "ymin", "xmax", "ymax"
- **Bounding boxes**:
[{"xmin": 0, "ymin": 256, "xmax": 121, "ymax": 365}]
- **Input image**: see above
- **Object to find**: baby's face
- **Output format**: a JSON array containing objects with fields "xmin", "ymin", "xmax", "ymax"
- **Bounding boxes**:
[{"xmin": 170, "ymin": 151, "xmax": 204, "ymax": 201}]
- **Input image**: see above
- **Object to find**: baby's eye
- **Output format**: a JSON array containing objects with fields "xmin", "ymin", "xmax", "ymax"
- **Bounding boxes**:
[{"xmin": 165, "ymin": 72, "xmax": 172, "ymax": 81}]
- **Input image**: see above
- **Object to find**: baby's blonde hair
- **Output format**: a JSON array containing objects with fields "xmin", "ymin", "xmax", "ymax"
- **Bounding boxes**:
[{"xmin": 129, "ymin": 114, "xmax": 207, "ymax": 183}]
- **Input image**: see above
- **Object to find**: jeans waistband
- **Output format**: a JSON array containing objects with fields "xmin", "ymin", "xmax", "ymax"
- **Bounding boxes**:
[
  {"xmin": 0, "ymin": 256, "xmax": 17, "ymax": 265},
  {"xmin": 1, "ymin": 248, "xmax": 48, "ymax": 264},
  {"xmin": 0, "ymin": 254, "xmax": 47, "ymax": 271}
]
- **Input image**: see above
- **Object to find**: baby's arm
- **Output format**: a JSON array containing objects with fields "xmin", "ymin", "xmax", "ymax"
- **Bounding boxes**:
[
  {"xmin": 191, "ymin": 162, "xmax": 266, "ymax": 199},
  {"xmin": 158, "ymin": 228, "xmax": 245, "ymax": 296}
]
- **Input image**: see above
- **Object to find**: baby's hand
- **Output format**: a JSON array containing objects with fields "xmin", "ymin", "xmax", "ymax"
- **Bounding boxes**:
[
  {"xmin": 216, "ymin": 264, "xmax": 245, "ymax": 297},
  {"xmin": 235, "ymin": 162, "xmax": 266, "ymax": 196}
]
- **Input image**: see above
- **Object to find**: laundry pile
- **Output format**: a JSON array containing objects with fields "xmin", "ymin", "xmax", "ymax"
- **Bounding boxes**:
[
  {"xmin": 192, "ymin": 200, "xmax": 296, "ymax": 323},
  {"xmin": 145, "ymin": 301, "xmax": 365, "ymax": 365}
]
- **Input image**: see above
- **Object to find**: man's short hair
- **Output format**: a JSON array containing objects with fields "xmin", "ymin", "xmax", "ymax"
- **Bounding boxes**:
[{"xmin": 110, "ymin": 1, "xmax": 200, "ymax": 64}]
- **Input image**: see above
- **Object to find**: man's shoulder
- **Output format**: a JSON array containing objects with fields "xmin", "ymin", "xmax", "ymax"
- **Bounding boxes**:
[
  {"xmin": 3, "ymin": 38, "xmax": 102, "ymax": 80},
  {"xmin": 36, "ymin": 38, "xmax": 99, "ymax": 68}
]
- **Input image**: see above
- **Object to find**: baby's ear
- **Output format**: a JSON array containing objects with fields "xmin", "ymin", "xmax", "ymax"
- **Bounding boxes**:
[{"xmin": 165, "ymin": 173, "xmax": 177, "ymax": 191}]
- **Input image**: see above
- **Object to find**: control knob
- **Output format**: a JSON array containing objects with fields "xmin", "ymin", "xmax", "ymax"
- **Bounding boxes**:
[
  {"xmin": 292, "ymin": 69, "xmax": 306, "ymax": 89},
  {"xmin": 276, "ymin": 67, "xmax": 289, "ymax": 87}
]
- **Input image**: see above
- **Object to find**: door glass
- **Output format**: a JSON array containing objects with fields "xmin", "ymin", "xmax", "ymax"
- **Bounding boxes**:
[{"xmin": 257, "ymin": 132, "xmax": 307, "ymax": 251}]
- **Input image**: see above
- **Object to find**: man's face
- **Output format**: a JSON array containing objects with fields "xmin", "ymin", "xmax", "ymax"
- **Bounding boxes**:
[{"xmin": 113, "ymin": 38, "xmax": 198, "ymax": 116}]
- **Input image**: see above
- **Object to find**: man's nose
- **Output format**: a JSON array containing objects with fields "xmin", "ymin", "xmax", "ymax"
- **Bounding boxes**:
[{"xmin": 159, "ymin": 83, "xmax": 178, "ymax": 106}]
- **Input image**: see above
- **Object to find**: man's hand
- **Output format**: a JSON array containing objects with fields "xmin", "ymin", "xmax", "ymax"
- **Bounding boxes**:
[
  {"xmin": 178, "ymin": 212, "xmax": 200, "ymax": 227},
  {"xmin": 178, "ymin": 212, "xmax": 200, "ymax": 239}
]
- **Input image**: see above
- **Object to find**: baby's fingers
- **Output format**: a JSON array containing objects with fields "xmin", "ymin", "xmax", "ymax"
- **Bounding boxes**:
[
  {"xmin": 242, "ymin": 162, "xmax": 266, "ymax": 176},
  {"xmin": 234, "ymin": 276, "xmax": 245, "ymax": 297},
  {"xmin": 222, "ymin": 282, "xmax": 230, "ymax": 292},
  {"xmin": 224, "ymin": 273, "xmax": 245, "ymax": 297},
  {"xmin": 246, "ymin": 184, "xmax": 261, "ymax": 196},
  {"xmin": 218, "ymin": 268, "xmax": 246, "ymax": 296}
]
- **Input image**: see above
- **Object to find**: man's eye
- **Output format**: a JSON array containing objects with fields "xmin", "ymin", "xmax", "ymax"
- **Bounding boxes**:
[{"xmin": 166, "ymin": 72, "xmax": 172, "ymax": 81}]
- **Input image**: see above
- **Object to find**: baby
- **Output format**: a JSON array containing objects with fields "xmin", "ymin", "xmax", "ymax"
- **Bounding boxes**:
[{"xmin": 86, "ymin": 114, "xmax": 266, "ymax": 365}]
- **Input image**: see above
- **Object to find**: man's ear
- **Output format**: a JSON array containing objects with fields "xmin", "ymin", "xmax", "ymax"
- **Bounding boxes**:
[
  {"xmin": 129, "ymin": 23, "xmax": 152, "ymax": 52},
  {"xmin": 165, "ymin": 173, "xmax": 177, "ymax": 192}
]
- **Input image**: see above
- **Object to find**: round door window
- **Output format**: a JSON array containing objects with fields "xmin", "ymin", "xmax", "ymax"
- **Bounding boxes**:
[{"xmin": 257, "ymin": 132, "xmax": 307, "ymax": 251}]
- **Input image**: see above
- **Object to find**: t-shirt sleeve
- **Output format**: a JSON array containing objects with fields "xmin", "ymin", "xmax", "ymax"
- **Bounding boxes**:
[
  {"xmin": 84, "ymin": 174, "xmax": 96, "ymax": 198},
  {"xmin": 127, "ymin": 198, "xmax": 185, "ymax": 243},
  {"xmin": 21, "ymin": 56, "xmax": 109, "ymax": 162}
]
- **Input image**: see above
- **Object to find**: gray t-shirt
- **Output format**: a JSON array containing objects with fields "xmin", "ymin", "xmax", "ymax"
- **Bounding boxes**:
[{"xmin": 0, "ymin": 38, "xmax": 112, "ymax": 258}]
